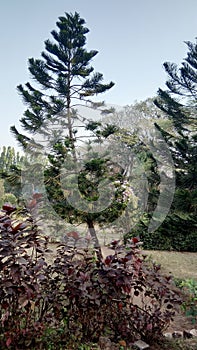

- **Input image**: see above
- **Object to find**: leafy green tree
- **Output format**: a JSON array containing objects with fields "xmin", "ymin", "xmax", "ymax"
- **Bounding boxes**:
[
  {"xmin": 0, "ymin": 146, "xmax": 23, "ymax": 173},
  {"xmin": 0, "ymin": 146, "xmax": 25, "ymax": 199},
  {"xmin": 104, "ymin": 99, "xmax": 174, "ymax": 239},
  {"xmin": 11, "ymin": 12, "xmax": 135, "ymax": 259}
]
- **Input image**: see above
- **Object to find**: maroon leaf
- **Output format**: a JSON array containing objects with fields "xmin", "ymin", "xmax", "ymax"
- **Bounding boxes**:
[
  {"xmin": 32, "ymin": 192, "xmax": 43, "ymax": 200},
  {"xmin": 146, "ymin": 323, "xmax": 153, "ymax": 330},
  {"xmin": 12, "ymin": 222, "xmax": 27, "ymax": 232},
  {"xmin": 6, "ymin": 337, "xmax": 12, "ymax": 347},
  {"xmin": 2, "ymin": 219, "xmax": 12, "ymax": 228},
  {"xmin": 2, "ymin": 203, "xmax": 16, "ymax": 214},
  {"xmin": 110, "ymin": 240, "xmax": 120, "ymax": 247},
  {"xmin": 104, "ymin": 255, "xmax": 113, "ymax": 265},
  {"xmin": 67, "ymin": 231, "xmax": 79, "ymax": 239},
  {"xmin": 132, "ymin": 236, "xmax": 140, "ymax": 244},
  {"xmin": 27, "ymin": 198, "xmax": 37, "ymax": 209}
]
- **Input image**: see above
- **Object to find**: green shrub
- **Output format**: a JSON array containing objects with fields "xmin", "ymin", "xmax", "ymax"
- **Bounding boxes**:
[
  {"xmin": 126, "ymin": 214, "xmax": 197, "ymax": 252},
  {"xmin": 175, "ymin": 278, "xmax": 197, "ymax": 324},
  {"xmin": 2, "ymin": 193, "xmax": 17, "ymax": 205}
]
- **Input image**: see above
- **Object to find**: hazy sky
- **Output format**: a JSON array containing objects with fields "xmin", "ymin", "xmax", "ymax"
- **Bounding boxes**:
[{"xmin": 1, "ymin": 0, "xmax": 197, "ymax": 149}]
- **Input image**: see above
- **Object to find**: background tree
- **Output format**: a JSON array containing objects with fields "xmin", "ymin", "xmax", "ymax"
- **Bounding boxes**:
[
  {"xmin": 103, "ymin": 99, "xmax": 173, "ymax": 240},
  {"xmin": 0, "ymin": 146, "xmax": 24, "ymax": 173},
  {"xmin": 135, "ymin": 39, "xmax": 197, "ymax": 251},
  {"xmin": 0, "ymin": 146, "xmax": 25, "ymax": 201}
]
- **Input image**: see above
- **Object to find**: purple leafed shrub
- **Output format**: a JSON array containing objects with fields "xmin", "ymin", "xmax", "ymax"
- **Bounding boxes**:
[
  {"xmin": 50, "ymin": 237, "xmax": 182, "ymax": 344},
  {"xmin": 0, "ymin": 204, "xmax": 52, "ymax": 348},
  {"xmin": 0, "ymin": 204, "xmax": 182, "ymax": 348}
]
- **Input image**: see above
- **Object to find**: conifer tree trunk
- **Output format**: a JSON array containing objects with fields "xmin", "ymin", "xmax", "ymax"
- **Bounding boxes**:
[
  {"xmin": 66, "ymin": 61, "xmax": 77, "ymax": 163},
  {"xmin": 86, "ymin": 218, "xmax": 103, "ymax": 261}
]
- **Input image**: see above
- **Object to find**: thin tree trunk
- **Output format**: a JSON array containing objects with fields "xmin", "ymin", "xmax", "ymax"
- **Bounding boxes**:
[
  {"xmin": 66, "ymin": 59, "xmax": 77, "ymax": 163},
  {"xmin": 67, "ymin": 105, "xmax": 77, "ymax": 162},
  {"xmin": 86, "ymin": 218, "xmax": 103, "ymax": 261}
]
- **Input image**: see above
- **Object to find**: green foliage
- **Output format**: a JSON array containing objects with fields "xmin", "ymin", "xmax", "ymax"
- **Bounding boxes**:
[
  {"xmin": 128, "ymin": 211, "xmax": 197, "ymax": 251},
  {"xmin": 0, "ymin": 146, "xmax": 26, "ymax": 200},
  {"xmin": 1, "ymin": 193, "xmax": 17, "ymax": 206},
  {"xmin": 0, "ymin": 146, "xmax": 24, "ymax": 174},
  {"xmin": 0, "ymin": 180, "xmax": 17, "ymax": 208},
  {"xmin": 0, "ymin": 204, "xmax": 182, "ymax": 348},
  {"xmin": 175, "ymin": 278, "xmax": 197, "ymax": 324}
]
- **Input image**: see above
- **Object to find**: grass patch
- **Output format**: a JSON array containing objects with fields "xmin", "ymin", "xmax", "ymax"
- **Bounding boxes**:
[{"xmin": 144, "ymin": 250, "xmax": 197, "ymax": 280}]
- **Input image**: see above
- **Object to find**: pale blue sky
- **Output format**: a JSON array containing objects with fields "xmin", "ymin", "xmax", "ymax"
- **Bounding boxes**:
[{"xmin": 1, "ymin": 0, "xmax": 197, "ymax": 149}]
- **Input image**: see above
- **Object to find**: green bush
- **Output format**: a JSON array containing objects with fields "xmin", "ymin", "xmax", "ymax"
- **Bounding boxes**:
[
  {"xmin": 126, "ymin": 214, "xmax": 197, "ymax": 252},
  {"xmin": 2, "ymin": 193, "xmax": 17, "ymax": 205},
  {"xmin": 175, "ymin": 278, "xmax": 197, "ymax": 324}
]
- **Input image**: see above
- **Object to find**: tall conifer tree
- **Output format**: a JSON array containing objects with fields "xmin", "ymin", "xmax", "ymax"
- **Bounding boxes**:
[
  {"xmin": 153, "ymin": 40, "xmax": 197, "ymax": 250},
  {"xmin": 11, "ymin": 12, "xmax": 130, "ymax": 259}
]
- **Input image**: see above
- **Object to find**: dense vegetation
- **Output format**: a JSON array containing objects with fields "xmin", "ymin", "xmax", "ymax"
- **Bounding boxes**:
[{"xmin": 0, "ymin": 10, "xmax": 196, "ymax": 349}]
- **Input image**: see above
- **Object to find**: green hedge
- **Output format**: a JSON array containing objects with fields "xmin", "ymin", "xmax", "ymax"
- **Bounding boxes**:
[{"xmin": 125, "ymin": 214, "xmax": 197, "ymax": 252}]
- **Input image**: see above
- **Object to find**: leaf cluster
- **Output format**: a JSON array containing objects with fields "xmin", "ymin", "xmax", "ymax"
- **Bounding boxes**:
[{"xmin": 175, "ymin": 278, "xmax": 197, "ymax": 324}]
